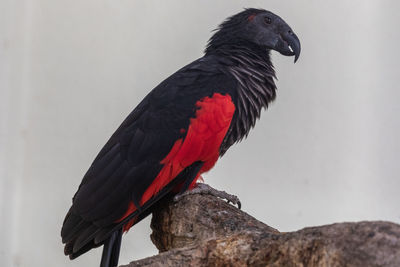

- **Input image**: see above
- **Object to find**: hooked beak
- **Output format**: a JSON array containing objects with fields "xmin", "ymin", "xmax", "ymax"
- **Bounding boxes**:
[{"xmin": 274, "ymin": 30, "xmax": 301, "ymax": 63}]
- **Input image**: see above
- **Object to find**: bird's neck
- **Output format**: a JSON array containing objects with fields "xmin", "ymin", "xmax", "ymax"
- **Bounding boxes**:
[{"xmin": 211, "ymin": 45, "xmax": 278, "ymax": 155}]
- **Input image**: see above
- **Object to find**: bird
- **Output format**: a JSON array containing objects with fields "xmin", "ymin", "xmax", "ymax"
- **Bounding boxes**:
[{"xmin": 61, "ymin": 8, "xmax": 300, "ymax": 267}]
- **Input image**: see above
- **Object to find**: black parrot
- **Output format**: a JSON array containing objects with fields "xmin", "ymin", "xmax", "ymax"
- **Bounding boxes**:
[{"xmin": 61, "ymin": 8, "xmax": 300, "ymax": 267}]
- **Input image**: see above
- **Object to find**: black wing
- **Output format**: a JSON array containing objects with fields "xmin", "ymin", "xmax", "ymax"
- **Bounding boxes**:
[{"xmin": 61, "ymin": 55, "xmax": 237, "ymax": 258}]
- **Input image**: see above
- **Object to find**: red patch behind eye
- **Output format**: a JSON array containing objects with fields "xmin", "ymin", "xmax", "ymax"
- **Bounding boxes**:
[{"xmin": 248, "ymin": 14, "xmax": 256, "ymax": 21}]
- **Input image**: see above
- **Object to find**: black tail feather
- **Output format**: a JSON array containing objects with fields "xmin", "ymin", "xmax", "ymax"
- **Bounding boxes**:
[
  {"xmin": 63, "ymin": 161, "xmax": 204, "ymax": 263},
  {"xmin": 100, "ymin": 228, "xmax": 122, "ymax": 267}
]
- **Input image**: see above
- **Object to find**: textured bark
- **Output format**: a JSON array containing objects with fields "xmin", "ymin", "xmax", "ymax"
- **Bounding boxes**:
[{"xmin": 120, "ymin": 191, "xmax": 400, "ymax": 267}]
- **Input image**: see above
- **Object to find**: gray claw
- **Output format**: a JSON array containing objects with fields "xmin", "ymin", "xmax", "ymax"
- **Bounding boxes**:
[{"xmin": 173, "ymin": 183, "xmax": 241, "ymax": 209}]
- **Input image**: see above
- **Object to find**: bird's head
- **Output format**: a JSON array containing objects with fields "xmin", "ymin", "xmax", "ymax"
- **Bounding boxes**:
[{"xmin": 206, "ymin": 8, "xmax": 301, "ymax": 63}]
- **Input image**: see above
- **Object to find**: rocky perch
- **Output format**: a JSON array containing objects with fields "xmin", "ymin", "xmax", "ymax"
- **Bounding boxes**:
[{"xmin": 120, "ymin": 188, "xmax": 400, "ymax": 267}]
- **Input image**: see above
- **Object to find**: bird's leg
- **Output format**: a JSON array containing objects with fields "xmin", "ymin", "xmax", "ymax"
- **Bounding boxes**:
[{"xmin": 174, "ymin": 183, "xmax": 241, "ymax": 209}]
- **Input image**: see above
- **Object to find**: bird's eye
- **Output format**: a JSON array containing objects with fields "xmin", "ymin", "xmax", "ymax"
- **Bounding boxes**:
[{"xmin": 264, "ymin": 17, "xmax": 272, "ymax": 24}]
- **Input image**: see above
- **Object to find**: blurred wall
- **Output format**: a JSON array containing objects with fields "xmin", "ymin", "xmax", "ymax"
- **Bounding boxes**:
[{"xmin": 1, "ymin": 0, "xmax": 400, "ymax": 266}]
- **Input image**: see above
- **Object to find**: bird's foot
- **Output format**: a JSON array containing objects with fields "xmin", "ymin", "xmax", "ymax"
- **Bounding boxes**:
[{"xmin": 174, "ymin": 183, "xmax": 241, "ymax": 209}]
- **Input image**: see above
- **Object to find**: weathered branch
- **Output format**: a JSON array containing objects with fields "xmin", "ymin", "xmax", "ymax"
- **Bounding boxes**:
[{"xmin": 120, "ymin": 189, "xmax": 400, "ymax": 267}]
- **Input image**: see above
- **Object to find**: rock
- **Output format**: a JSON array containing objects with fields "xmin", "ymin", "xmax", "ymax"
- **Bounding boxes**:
[{"xmin": 120, "ymin": 188, "xmax": 400, "ymax": 267}]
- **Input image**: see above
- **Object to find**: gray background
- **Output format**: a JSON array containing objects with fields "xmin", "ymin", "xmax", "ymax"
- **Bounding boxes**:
[{"xmin": 1, "ymin": 0, "xmax": 399, "ymax": 266}]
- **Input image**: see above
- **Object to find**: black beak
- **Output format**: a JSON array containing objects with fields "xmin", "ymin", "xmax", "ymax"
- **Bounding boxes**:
[
  {"xmin": 274, "ymin": 29, "xmax": 301, "ymax": 63},
  {"xmin": 286, "ymin": 31, "xmax": 301, "ymax": 63}
]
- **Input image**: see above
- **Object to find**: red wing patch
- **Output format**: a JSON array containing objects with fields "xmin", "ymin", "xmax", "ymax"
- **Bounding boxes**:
[{"xmin": 118, "ymin": 93, "xmax": 235, "ymax": 231}]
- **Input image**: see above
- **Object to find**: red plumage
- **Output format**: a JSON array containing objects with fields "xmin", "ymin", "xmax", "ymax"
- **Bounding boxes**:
[{"xmin": 119, "ymin": 93, "xmax": 235, "ymax": 232}]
